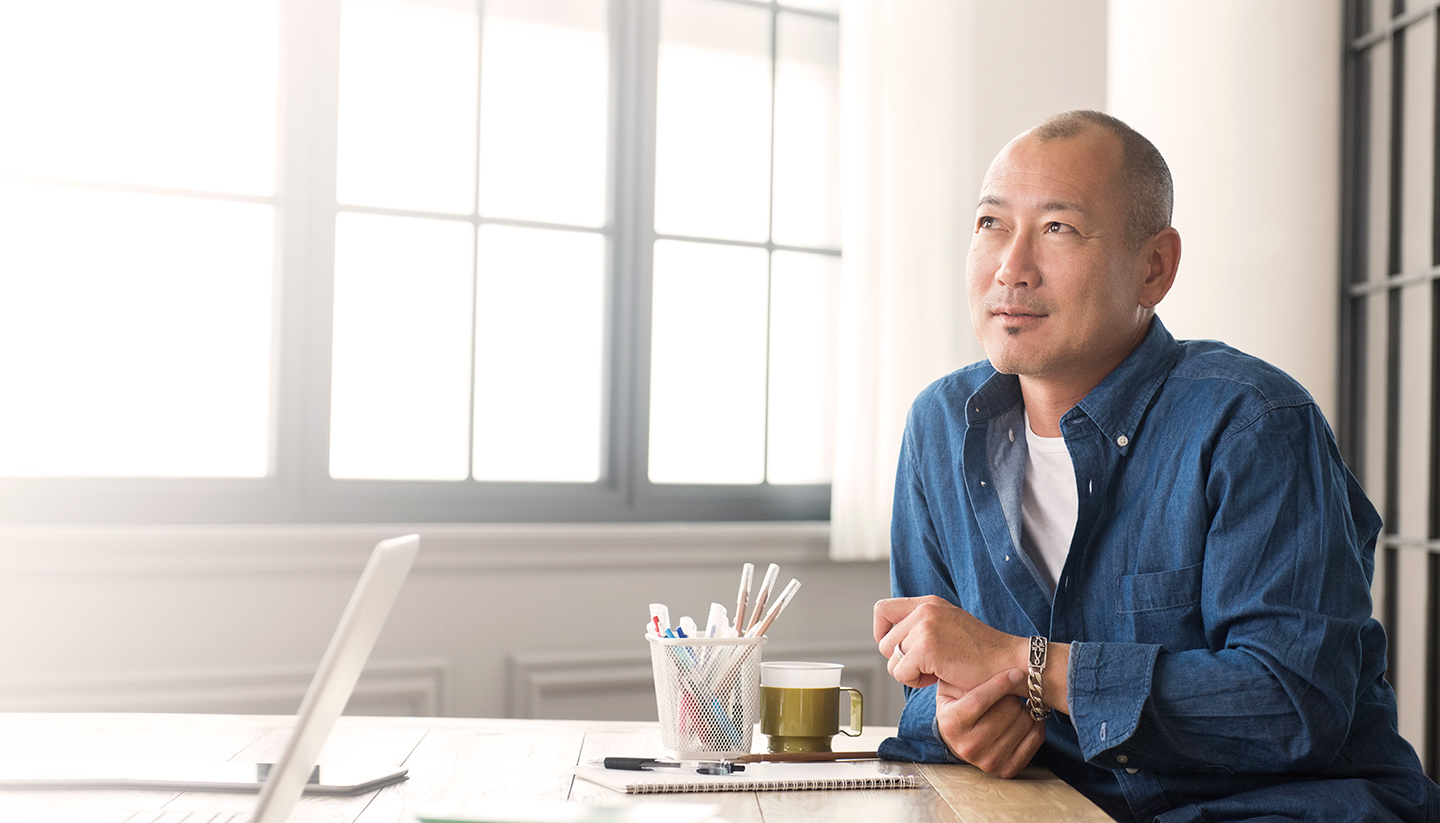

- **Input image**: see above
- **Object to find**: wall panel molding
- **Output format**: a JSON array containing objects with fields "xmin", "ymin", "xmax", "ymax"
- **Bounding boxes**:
[{"xmin": 0, "ymin": 657, "xmax": 448, "ymax": 717}]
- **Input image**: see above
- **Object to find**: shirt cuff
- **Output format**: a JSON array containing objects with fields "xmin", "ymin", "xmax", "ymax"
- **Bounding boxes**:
[
  {"xmin": 877, "ymin": 684, "xmax": 963, "ymax": 764},
  {"xmin": 1067, "ymin": 640, "xmax": 1162, "ymax": 766}
]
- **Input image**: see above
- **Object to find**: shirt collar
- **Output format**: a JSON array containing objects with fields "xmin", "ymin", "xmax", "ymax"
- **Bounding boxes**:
[
  {"xmin": 964, "ymin": 317, "xmax": 1182, "ymax": 455},
  {"xmin": 1073, "ymin": 316, "xmax": 1181, "ymax": 453}
]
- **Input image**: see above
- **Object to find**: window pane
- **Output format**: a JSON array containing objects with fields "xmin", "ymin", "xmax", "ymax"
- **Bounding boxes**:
[
  {"xmin": 336, "ymin": 0, "xmax": 478, "ymax": 214},
  {"xmin": 767, "ymin": 252, "xmax": 838, "ymax": 484},
  {"xmin": 330, "ymin": 213, "xmax": 473, "ymax": 480},
  {"xmin": 473, "ymin": 226, "xmax": 605, "ymax": 481},
  {"xmin": 0, "ymin": 184, "xmax": 272, "ymax": 477},
  {"xmin": 0, "ymin": 0, "xmax": 278, "ymax": 195},
  {"xmin": 649, "ymin": 240, "xmax": 768, "ymax": 484},
  {"xmin": 654, "ymin": 0, "xmax": 771, "ymax": 242},
  {"xmin": 773, "ymin": 13, "xmax": 840, "ymax": 248},
  {"xmin": 479, "ymin": 0, "xmax": 608, "ymax": 227}
]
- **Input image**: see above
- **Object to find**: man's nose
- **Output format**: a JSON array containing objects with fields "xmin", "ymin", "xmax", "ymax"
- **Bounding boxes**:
[{"xmin": 996, "ymin": 235, "xmax": 1038, "ymax": 288}]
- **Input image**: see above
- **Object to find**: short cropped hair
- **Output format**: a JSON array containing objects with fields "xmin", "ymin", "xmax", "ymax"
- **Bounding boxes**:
[{"xmin": 1032, "ymin": 110, "xmax": 1173, "ymax": 248}]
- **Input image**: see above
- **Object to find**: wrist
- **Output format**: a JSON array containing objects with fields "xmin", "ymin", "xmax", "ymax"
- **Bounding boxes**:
[{"xmin": 1044, "ymin": 641, "xmax": 1070, "ymax": 715}]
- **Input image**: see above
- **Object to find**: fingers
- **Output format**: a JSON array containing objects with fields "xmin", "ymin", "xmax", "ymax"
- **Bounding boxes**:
[
  {"xmin": 884, "ymin": 637, "xmax": 936, "ymax": 689},
  {"xmin": 998, "ymin": 718, "xmax": 1047, "ymax": 778},
  {"xmin": 951, "ymin": 667, "xmax": 1026, "ymax": 715},
  {"xmin": 873, "ymin": 596, "xmax": 922, "ymax": 645},
  {"xmin": 935, "ymin": 669, "xmax": 1043, "ymax": 779}
]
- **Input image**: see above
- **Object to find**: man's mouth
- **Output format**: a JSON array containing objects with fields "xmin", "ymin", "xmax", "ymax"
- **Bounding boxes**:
[{"xmin": 991, "ymin": 306, "xmax": 1046, "ymax": 319}]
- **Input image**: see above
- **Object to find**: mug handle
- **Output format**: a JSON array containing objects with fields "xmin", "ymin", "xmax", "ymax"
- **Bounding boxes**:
[{"xmin": 838, "ymin": 687, "xmax": 863, "ymax": 737}]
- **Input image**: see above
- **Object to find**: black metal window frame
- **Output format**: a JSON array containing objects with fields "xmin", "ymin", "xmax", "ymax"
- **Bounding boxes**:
[
  {"xmin": 1340, "ymin": 0, "xmax": 1440, "ymax": 780},
  {"xmin": 0, "ymin": 0, "xmax": 839, "ymax": 525}
]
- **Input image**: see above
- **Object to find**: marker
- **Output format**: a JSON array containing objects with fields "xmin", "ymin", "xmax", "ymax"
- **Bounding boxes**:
[
  {"xmin": 746, "ymin": 564, "xmax": 781, "ymax": 634},
  {"xmin": 705, "ymin": 603, "xmax": 728, "ymax": 638},
  {"xmin": 649, "ymin": 603, "xmax": 671, "ymax": 633},
  {"xmin": 747, "ymin": 578, "xmax": 801, "ymax": 637},
  {"xmin": 652, "ymin": 616, "xmax": 662, "ymax": 636}
]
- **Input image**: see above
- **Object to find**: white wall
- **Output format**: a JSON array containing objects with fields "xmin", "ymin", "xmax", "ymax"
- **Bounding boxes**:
[
  {"xmin": 1108, "ymin": 0, "xmax": 1343, "ymax": 417},
  {"xmin": 971, "ymin": 1, "xmax": 1110, "ymax": 183},
  {"xmin": 0, "ymin": 524, "xmax": 903, "ymax": 725}
]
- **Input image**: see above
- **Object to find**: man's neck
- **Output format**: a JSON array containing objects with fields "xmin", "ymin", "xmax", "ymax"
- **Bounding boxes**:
[
  {"xmin": 1019, "ymin": 317, "xmax": 1154, "ymax": 437},
  {"xmin": 1018, "ymin": 379, "xmax": 1090, "ymax": 438}
]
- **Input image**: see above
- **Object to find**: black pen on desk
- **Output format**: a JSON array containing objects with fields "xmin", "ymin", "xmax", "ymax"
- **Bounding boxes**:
[{"xmin": 590, "ymin": 757, "xmax": 743, "ymax": 775}]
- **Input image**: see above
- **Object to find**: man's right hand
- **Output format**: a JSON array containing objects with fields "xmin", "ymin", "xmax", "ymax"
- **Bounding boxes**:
[{"xmin": 935, "ymin": 668, "xmax": 1046, "ymax": 779}]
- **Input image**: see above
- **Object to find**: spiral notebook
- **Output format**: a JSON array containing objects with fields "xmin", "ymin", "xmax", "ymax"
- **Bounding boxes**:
[{"xmin": 574, "ymin": 760, "xmax": 921, "ymax": 794}]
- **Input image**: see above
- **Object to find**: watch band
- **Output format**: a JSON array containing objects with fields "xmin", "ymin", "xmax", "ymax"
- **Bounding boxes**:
[{"xmin": 1027, "ymin": 635, "xmax": 1051, "ymax": 722}]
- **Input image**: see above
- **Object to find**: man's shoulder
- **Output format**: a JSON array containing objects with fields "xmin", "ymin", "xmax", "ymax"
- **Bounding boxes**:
[
  {"xmin": 1164, "ymin": 338, "xmax": 1315, "ymax": 412},
  {"xmin": 910, "ymin": 360, "xmax": 997, "ymax": 412}
]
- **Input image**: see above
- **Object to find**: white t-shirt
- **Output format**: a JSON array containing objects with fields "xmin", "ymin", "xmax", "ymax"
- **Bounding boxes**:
[{"xmin": 1020, "ymin": 410, "xmax": 1079, "ymax": 592}]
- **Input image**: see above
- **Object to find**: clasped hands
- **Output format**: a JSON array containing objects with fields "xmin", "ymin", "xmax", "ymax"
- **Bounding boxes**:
[{"xmin": 874, "ymin": 596, "xmax": 1070, "ymax": 778}]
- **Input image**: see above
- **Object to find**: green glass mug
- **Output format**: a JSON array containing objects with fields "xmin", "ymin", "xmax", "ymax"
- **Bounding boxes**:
[{"xmin": 759, "ymin": 662, "xmax": 863, "ymax": 753}]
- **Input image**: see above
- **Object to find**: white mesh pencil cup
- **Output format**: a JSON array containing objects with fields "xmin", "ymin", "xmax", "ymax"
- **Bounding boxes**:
[{"xmin": 647, "ymin": 633, "xmax": 766, "ymax": 758}]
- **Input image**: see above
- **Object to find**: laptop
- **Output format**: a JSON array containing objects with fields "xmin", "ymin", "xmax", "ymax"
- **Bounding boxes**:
[{"xmin": 0, "ymin": 534, "xmax": 421, "ymax": 823}]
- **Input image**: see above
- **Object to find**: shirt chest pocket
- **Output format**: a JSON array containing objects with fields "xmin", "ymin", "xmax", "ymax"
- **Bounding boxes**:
[{"xmin": 1115, "ymin": 562, "xmax": 1204, "ymax": 651}]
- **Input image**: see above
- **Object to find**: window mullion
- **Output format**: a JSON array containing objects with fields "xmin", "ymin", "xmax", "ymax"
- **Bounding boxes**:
[{"xmin": 629, "ymin": 0, "xmax": 662, "ymax": 505}]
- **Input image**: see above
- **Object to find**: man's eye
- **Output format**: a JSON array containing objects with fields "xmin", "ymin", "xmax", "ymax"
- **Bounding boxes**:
[
  {"xmin": 978, "ymin": 217, "xmax": 996, "ymax": 229},
  {"xmin": 1044, "ymin": 222, "xmax": 1071, "ymax": 233}
]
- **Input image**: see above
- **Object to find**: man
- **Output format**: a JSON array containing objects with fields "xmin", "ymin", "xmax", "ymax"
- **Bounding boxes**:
[{"xmin": 872, "ymin": 110, "xmax": 1440, "ymax": 822}]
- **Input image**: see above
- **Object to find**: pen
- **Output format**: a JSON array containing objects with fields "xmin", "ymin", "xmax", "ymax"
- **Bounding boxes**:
[
  {"xmin": 746, "ymin": 564, "xmax": 780, "ymax": 634},
  {"xmin": 747, "ymin": 578, "xmax": 800, "ymax": 637},
  {"xmin": 734, "ymin": 563, "xmax": 754, "ymax": 634},
  {"xmin": 590, "ymin": 757, "xmax": 743, "ymax": 775}
]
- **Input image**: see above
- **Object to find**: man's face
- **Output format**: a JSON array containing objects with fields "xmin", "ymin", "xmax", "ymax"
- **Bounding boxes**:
[{"xmin": 966, "ymin": 128, "xmax": 1154, "ymax": 388}]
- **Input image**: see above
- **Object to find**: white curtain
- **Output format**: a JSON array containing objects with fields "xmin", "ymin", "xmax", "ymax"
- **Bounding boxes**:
[{"xmin": 829, "ymin": 1, "xmax": 981, "ymax": 561}]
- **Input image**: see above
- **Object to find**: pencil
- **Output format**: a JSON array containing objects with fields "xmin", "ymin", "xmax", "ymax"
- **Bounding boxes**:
[{"xmin": 733, "ymin": 751, "xmax": 879, "ymax": 763}]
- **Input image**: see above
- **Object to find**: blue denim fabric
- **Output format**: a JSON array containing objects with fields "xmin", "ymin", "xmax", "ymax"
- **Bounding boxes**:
[{"xmin": 879, "ymin": 318, "xmax": 1440, "ymax": 823}]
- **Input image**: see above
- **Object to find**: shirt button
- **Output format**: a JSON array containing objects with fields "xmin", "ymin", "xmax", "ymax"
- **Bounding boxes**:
[
  {"xmin": 1115, "ymin": 754, "xmax": 1129, "ymax": 764},
  {"xmin": 1125, "ymin": 768, "xmax": 1138, "ymax": 774},
  {"xmin": 1116, "ymin": 435, "xmax": 1129, "ymax": 447}
]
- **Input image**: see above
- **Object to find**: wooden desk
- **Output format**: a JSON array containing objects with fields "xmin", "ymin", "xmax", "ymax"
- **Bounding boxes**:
[{"xmin": 0, "ymin": 714, "xmax": 1113, "ymax": 822}]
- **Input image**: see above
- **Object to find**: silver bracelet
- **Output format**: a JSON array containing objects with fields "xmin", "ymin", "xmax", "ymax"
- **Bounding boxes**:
[{"xmin": 1027, "ymin": 635, "xmax": 1051, "ymax": 722}]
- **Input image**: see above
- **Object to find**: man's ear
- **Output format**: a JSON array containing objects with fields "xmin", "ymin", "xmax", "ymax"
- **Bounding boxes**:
[{"xmin": 1139, "ymin": 227, "xmax": 1181, "ymax": 309}]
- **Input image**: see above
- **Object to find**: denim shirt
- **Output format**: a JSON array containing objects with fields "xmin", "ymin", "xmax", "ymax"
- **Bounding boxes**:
[{"xmin": 879, "ymin": 318, "xmax": 1438, "ymax": 823}]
